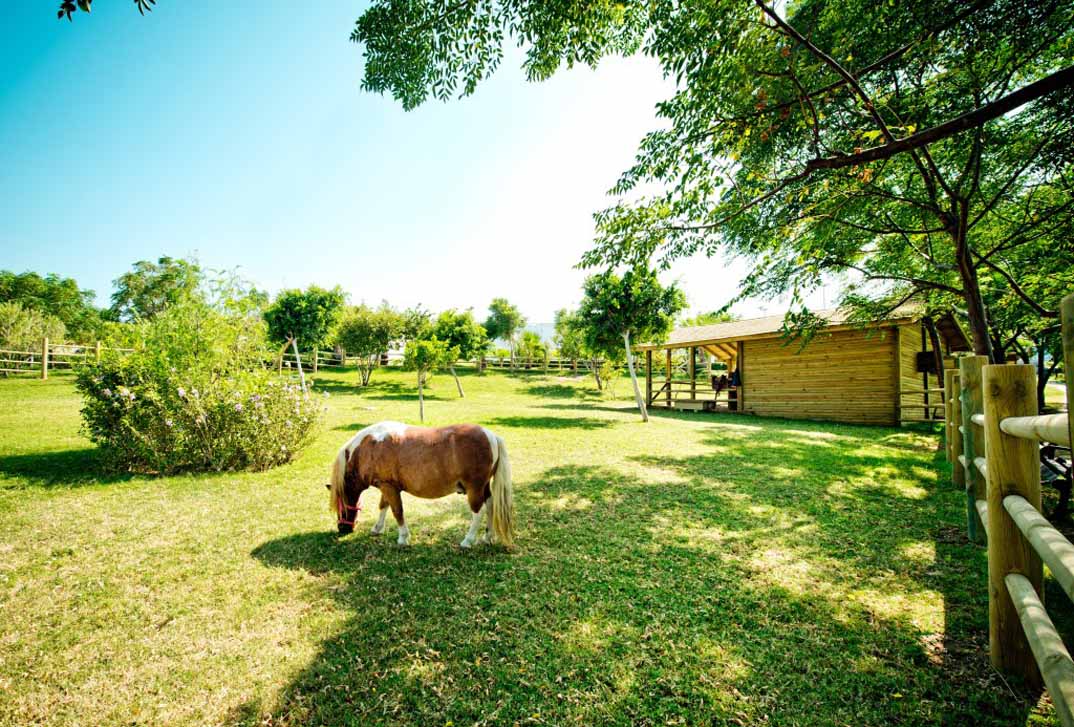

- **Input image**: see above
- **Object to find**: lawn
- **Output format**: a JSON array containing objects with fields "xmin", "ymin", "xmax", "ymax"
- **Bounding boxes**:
[{"xmin": 0, "ymin": 366, "xmax": 1069, "ymax": 726}]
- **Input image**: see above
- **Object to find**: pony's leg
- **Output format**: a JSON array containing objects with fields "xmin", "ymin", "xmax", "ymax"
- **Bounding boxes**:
[
  {"xmin": 460, "ymin": 503, "xmax": 485, "ymax": 548},
  {"xmin": 461, "ymin": 487, "xmax": 488, "ymax": 548},
  {"xmin": 371, "ymin": 494, "xmax": 389, "ymax": 535},
  {"xmin": 383, "ymin": 487, "xmax": 409, "ymax": 545}
]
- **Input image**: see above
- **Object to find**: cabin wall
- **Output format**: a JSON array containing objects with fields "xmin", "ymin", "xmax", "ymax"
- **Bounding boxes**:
[
  {"xmin": 741, "ymin": 327, "xmax": 898, "ymax": 425},
  {"xmin": 897, "ymin": 322, "xmax": 943, "ymax": 422}
]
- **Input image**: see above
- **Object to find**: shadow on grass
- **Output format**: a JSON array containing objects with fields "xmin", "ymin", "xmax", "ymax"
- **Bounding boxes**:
[
  {"xmin": 243, "ymin": 425, "xmax": 1050, "ymax": 725},
  {"xmin": 0, "ymin": 447, "xmax": 133, "ymax": 488},
  {"xmin": 485, "ymin": 415, "xmax": 613, "ymax": 431}
]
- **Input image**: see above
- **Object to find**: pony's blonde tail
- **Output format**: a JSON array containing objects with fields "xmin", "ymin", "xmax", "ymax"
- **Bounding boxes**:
[
  {"xmin": 329, "ymin": 443, "xmax": 348, "ymax": 514},
  {"xmin": 490, "ymin": 434, "xmax": 514, "ymax": 547}
]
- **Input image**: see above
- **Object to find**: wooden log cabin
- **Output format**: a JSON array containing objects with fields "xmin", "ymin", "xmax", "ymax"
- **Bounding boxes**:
[{"xmin": 635, "ymin": 310, "xmax": 970, "ymax": 426}]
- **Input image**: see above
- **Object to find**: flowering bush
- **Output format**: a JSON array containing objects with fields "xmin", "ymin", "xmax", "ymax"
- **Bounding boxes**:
[{"xmin": 75, "ymin": 299, "xmax": 323, "ymax": 473}]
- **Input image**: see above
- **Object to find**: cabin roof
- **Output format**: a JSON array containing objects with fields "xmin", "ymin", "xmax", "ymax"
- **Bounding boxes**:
[{"xmin": 636, "ymin": 307, "xmax": 967, "ymax": 352}]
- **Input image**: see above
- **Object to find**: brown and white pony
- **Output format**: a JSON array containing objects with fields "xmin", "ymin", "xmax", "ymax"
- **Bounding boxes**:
[{"xmin": 328, "ymin": 421, "xmax": 514, "ymax": 548}]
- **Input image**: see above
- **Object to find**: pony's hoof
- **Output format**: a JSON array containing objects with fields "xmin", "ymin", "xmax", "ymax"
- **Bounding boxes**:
[
  {"xmin": 397, "ymin": 536, "xmax": 410, "ymax": 546},
  {"xmin": 459, "ymin": 539, "xmax": 473, "ymax": 549},
  {"xmin": 371, "ymin": 527, "xmax": 384, "ymax": 536}
]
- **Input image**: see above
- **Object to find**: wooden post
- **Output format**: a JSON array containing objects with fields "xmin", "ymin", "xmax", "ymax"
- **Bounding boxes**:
[
  {"xmin": 95, "ymin": 340, "xmax": 102, "ymax": 363},
  {"xmin": 737, "ymin": 341, "xmax": 745, "ymax": 412},
  {"xmin": 646, "ymin": 350, "xmax": 652, "ymax": 406},
  {"xmin": 983, "ymin": 363, "xmax": 1042, "ymax": 687},
  {"xmin": 312, "ymin": 350, "xmax": 318, "ymax": 374},
  {"xmin": 944, "ymin": 368, "xmax": 956, "ymax": 463},
  {"xmin": 41, "ymin": 338, "xmax": 49, "ymax": 380},
  {"xmin": 1062, "ymin": 294, "xmax": 1074, "ymax": 453},
  {"xmin": 665, "ymin": 349, "xmax": 672, "ymax": 408},
  {"xmin": 689, "ymin": 346, "xmax": 696, "ymax": 400},
  {"xmin": 961, "ymin": 355, "xmax": 988, "ymax": 544},
  {"xmin": 950, "ymin": 370, "xmax": 965, "ymax": 490}
]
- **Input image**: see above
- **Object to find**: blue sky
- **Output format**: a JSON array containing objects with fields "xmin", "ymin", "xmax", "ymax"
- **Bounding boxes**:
[{"xmin": 1, "ymin": 1, "xmax": 827, "ymax": 325}]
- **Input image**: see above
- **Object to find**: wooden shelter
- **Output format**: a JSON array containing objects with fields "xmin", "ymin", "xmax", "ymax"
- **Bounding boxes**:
[{"xmin": 635, "ymin": 309, "xmax": 970, "ymax": 426}]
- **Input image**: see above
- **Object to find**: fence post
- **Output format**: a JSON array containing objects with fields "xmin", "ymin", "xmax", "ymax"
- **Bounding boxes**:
[
  {"xmin": 1062, "ymin": 293, "xmax": 1073, "ymax": 449},
  {"xmin": 95, "ymin": 340, "xmax": 102, "ymax": 363},
  {"xmin": 961, "ymin": 355, "xmax": 988, "ymax": 544},
  {"xmin": 944, "ymin": 368, "xmax": 956, "ymax": 462},
  {"xmin": 312, "ymin": 350, "xmax": 318, "ymax": 374},
  {"xmin": 41, "ymin": 338, "xmax": 49, "ymax": 380},
  {"xmin": 950, "ymin": 369, "xmax": 965, "ymax": 490},
  {"xmin": 983, "ymin": 363, "xmax": 1042, "ymax": 687}
]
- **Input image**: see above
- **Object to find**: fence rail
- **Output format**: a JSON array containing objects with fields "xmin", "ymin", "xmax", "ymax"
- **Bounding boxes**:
[
  {"xmin": 943, "ymin": 293, "xmax": 1074, "ymax": 721},
  {"xmin": 0, "ymin": 340, "xmax": 134, "ymax": 379}
]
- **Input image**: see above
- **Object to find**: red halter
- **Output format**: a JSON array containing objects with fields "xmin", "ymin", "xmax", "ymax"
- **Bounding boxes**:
[{"xmin": 337, "ymin": 498, "xmax": 362, "ymax": 527}]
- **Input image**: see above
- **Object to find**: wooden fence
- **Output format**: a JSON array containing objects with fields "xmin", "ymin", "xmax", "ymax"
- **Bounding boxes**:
[
  {"xmin": 0, "ymin": 339, "xmax": 133, "ymax": 379},
  {"xmin": 944, "ymin": 293, "xmax": 1074, "ymax": 721}
]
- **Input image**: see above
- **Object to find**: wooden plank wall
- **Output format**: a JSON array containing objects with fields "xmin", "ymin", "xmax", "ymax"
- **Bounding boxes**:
[
  {"xmin": 898, "ymin": 322, "xmax": 943, "ymax": 423},
  {"xmin": 741, "ymin": 328, "xmax": 898, "ymax": 425}
]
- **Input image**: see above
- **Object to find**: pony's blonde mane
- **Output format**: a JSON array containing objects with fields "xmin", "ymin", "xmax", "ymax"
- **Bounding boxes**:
[{"xmin": 328, "ymin": 422, "xmax": 409, "ymax": 513}]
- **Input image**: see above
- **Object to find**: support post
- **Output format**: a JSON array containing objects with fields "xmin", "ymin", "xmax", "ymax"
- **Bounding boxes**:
[
  {"xmin": 665, "ymin": 349, "xmax": 672, "ymax": 408},
  {"xmin": 646, "ymin": 350, "xmax": 652, "ymax": 405},
  {"xmin": 950, "ymin": 370, "xmax": 965, "ymax": 490},
  {"xmin": 41, "ymin": 338, "xmax": 49, "ymax": 380},
  {"xmin": 944, "ymin": 368, "xmax": 957, "ymax": 463},
  {"xmin": 961, "ymin": 355, "xmax": 988, "ymax": 544},
  {"xmin": 1062, "ymin": 294, "xmax": 1074, "ymax": 453},
  {"xmin": 95, "ymin": 340, "xmax": 102, "ymax": 363},
  {"xmin": 983, "ymin": 363, "xmax": 1042, "ymax": 688},
  {"xmin": 689, "ymin": 346, "xmax": 696, "ymax": 400}
]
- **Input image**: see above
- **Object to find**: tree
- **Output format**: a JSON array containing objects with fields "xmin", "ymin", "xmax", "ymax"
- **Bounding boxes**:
[
  {"xmin": 335, "ymin": 305, "xmax": 400, "ymax": 386},
  {"xmin": 554, "ymin": 307, "xmax": 611, "ymax": 390},
  {"xmin": 484, "ymin": 298, "xmax": 526, "ymax": 368},
  {"xmin": 263, "ymin": 286, "xmax": 346, "ymax": 354},
  {"xmin": 351, "ymin": 0, "xmax": 1074, "ymax": 363},
  {"xmin": 577, "ymin": 267, "xmax": 685, "ymax": 422},
  {"xmin": 0, "ymin": 302, "xmax": 65, "ymax": 352},
  {"xmin": 432, "ymin": 309, "xmax": 489, "ymax": 396},
  {"xmin": 680, "ymin": 311, "xmax": 738, "ymax": 328},
  {"xmin": 398, "ymin": 305, "xmax": 432, "ymax": 343},
  {"xmin": 0, "ymin": 270, "xmax": 102, "ymax": 341},
  {"xmin": 403, "ymin": 337, "xmax": 458, "ymax": 423},
  {"xmin": 516, "ymin": 330, "xmax": 546, "ymax": 365},
  {"xmin": 110, "ymin": 257, "xmax": 202, "ymax": 322}
]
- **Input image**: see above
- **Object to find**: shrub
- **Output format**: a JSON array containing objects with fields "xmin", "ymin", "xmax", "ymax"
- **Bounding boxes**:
[{"xmin": 75, "ymin": 299, "xmax": 323, "ymax": 473}]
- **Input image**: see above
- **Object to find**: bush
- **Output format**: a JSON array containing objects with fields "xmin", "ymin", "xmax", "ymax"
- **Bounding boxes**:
[{"xmin": 75, "ymin": 300, "xmax": 323, "ymax": 473}]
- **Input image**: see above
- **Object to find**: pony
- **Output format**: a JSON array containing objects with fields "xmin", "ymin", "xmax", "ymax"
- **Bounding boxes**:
[{"xmin": 328, "ymin": 421, "xmax": 514, "ymax": 548}]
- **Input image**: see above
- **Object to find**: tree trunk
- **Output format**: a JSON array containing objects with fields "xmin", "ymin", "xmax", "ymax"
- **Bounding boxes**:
[
  {"xmin": 623, "ymin": 331, "xmax": 649, "ymax": 422},
  {"xmin": 591, "ymin": 359, "xmax": 604, "ymax": 391},
  {"xmin": 450, "ymin": 365, "xmax": 464, "ymax": 397},
  {"xmin": 418, "ymin": 371, "xmax": 425, "ymax": 422},
  {"xmin": 953, "ymin": 206, "xmax": 996, "ymax": 362}
]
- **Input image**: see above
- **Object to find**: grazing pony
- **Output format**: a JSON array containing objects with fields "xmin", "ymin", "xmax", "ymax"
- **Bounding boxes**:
[{"xmin": 328, "ymin": 421, "xmax": 514, "ymax": 548}]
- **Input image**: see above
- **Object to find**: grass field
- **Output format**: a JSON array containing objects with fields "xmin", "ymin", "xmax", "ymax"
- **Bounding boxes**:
[{"xmin": 1, "ymin": 366, "xmax": 1070, "ymax": 726}]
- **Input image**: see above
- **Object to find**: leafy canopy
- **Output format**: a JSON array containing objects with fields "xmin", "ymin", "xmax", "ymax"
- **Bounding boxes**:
[
  {"xmin": 263, "ymin": 286, "xmax": 346, "ymax": 350},
  {"xmin": 110, "ymin": 257, "xmax": 202, "ymax": 323},
  {"xmin": 403, "ymin": 337, "xmax": 457, "ymax": 378},
  {"xmin": 576, "ymin": 267, "xmax": 685, "ymax": 359},
  {"xmin": 484, "ymin": 298, "xmax": 526, "ymax": 344},
  {"xmin": 350, "ymin": 0, "xmax": 1074, "ymax": 360},
  {"xmin": 432, "ymin": 309, "xmax": 489, "ymax": 361},
  {"xmin": 0, "ymin": 270, "xmax": 101, "ymax": 340}
]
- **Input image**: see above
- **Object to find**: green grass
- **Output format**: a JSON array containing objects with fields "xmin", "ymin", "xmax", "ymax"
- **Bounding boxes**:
[{"xmin": 0, "ymin": 367, "xmax": 1069, "ymax": 725}]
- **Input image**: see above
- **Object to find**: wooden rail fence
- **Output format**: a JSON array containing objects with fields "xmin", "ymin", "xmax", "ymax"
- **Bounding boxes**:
[
  {"xmin": 0, "ymin": 340, "xmax": 133, "ymax": 379},
  {"xmin": 944, "ymin": 294, "xmax": 1074, "ymax": 721}
]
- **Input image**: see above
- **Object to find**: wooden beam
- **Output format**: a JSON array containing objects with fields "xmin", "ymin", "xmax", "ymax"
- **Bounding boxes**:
[
  {"xmin": 983, "ymin": 363, "xmax": 1042, "ymax": 687},
  {"xmin": 646, "ymin": 350, "xmax": 652, "ymax": 407},
  {"xmin": 689, "ymin": 346, "xmax": 696, "ymax": 399},
  {"xmin": 665, "ymin": 349, "xmax": 672, "ymax": 408}
]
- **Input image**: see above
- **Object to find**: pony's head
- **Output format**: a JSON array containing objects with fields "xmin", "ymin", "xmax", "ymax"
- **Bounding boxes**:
[{"xmin": 328, "ymin": 441, "xmax": 367, "ymax": 535}]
